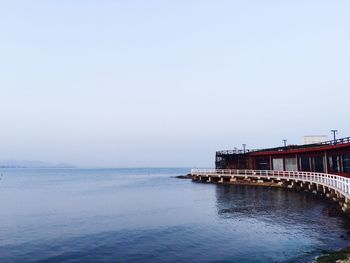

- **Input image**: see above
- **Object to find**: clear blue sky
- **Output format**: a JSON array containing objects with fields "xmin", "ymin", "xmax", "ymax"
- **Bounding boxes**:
[{"xmin": 0, "ymin": 1, "xmax": 349, "ymax": 167}]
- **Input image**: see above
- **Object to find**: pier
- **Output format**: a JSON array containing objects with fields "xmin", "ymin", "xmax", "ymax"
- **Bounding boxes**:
[{"xmin": 191, "ymin": 169, "xmax": 350, "ymax": 214}]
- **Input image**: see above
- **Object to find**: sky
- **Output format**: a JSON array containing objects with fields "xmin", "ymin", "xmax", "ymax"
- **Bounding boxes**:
[{"xmin": 0, "ymin": 1, "xmax": 349, "ymax": 167}]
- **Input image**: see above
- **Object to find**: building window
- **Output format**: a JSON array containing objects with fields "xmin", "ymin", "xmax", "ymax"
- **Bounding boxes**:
[
  {"xmin": 273, "ymin": 158, "xmax": 284, "ymax": 171},
  {"xmin": 343, "ymin": 155, "xmax": 350, "ymax": 173},
  {"xmin": 300, "ymin": 156, "xmax": 310, "ymax": 171},
  {"xmin": 256, "ymin": 158, "xmax": 270, "ymax": 170},
  {"xmin": 285, "ymin": 158, "xmax": 297, "ymax": 171},
  {"xmin": 329, "ymin": 156, "xmax": 340, "ymax": 173},
  {"xmin": 313, "ymin": 156, "xmax": 324, "ymax": 172}
]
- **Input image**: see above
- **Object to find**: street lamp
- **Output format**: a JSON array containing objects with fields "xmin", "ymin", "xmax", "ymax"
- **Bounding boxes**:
[
  {"xmin": 283, "ymin": 139, "xmax": 287, "ymax": 148},
  {"xmin": 331, "ymin": 130, "xmax": 338, "ymax": 142}
]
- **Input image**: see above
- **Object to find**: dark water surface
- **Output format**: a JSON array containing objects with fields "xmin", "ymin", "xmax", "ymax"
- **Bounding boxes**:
[{"xmin": 0, "ymin": 168, "xmax": 350, "ymax": 262}]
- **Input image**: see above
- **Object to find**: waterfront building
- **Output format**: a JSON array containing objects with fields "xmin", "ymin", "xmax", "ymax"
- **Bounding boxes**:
[{"xmin": 215, "ymin": 136, "xmax": 350, "ymax": 177}]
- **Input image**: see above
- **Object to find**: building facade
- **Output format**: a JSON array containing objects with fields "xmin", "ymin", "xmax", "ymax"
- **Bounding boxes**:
[{"xmin": 215, "ymin": 137, "xmax": 350, "ymax": 177}]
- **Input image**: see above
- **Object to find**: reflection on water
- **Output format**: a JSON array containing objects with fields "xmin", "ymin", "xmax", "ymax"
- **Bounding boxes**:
[
  {"xmin": 215, "ymin": 185, "xmax": 350, "ymax": 262},
  {"xmin": 0, "ymin": 168, "xmax": 349, "ymax": 262},
  {"xmin": 216, "ymin": 185, "xmax": 331, "ymax": 221}
]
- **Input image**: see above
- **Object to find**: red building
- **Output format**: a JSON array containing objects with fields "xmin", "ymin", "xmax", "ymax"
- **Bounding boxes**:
[{"xmin": 215, "ymin": 137, "xmax": 350, "ymax": 177}]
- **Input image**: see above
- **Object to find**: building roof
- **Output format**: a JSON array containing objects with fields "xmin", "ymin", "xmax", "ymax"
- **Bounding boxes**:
[
  {"xmin": 249, "ymin": 142, "xmax": 350, "ymax": 156},
  {"xmin": 217, "ymin": 136, "xmax": 350, "ymax": 156}
]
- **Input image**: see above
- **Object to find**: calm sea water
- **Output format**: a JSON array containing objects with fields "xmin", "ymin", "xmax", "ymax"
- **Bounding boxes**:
[{"xmin": 0, "ymin": 168, "xmax": 350, "ymax": 262}]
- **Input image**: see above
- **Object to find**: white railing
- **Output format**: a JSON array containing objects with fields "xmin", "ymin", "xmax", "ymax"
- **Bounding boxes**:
[{"xmin": 191, "ymin": 169, "xmax": 350, "ymax": 199}]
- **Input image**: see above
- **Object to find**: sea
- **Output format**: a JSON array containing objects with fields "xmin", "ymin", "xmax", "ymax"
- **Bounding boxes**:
[{"xmin": 0, "ymin": 168, "xmax": 349, "ymax": 262}]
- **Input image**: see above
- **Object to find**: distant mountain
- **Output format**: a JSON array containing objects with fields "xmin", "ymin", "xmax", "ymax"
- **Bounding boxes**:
[{"xmin": 0, "ymin": 160, "xmax": 75, "ymax": 168}]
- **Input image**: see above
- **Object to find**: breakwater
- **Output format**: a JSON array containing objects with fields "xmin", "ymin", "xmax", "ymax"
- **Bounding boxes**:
[{"xmin": 191, "ymin": 169, "xmax": 350, "ymax": 215}]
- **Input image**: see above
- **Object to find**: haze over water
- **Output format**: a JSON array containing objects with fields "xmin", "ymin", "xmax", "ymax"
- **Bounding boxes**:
[
  {"xmin": 1, "ymin": 1, "xmax": 350, "ymax": 167},
  {"xmin": 1, "ymin": 1, "xmax": 350, "ymax": 262},
  {"xmin": 1, "ymin": 168, "xmax": 349, "ymax": 262}
]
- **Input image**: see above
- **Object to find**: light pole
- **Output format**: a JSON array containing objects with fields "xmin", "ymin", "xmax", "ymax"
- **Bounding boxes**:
[
  {"xmin": 242, "ymin": 144, "xmax": 246, "ymax": 153},
  {"xmin": 283, "ymin": 139, "xmax": 287, "ymax": 148},
  {"xmin": 331, "ymin": 130, "xmax": 338, "ymax": 142}
]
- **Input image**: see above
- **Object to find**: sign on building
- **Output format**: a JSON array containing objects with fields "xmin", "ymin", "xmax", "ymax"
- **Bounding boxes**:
[{"xmin": 303, "ymin": 135, "xmax": 328, "ymax": 145}]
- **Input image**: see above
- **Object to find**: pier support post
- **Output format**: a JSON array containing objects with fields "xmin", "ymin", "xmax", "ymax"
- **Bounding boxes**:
[
  {"xmin": 316, "ymin": 184, "xmax": 323, "ymax": 193},
  {"xmin": 288, "ymin": 181, "xmax": 295, "ymax": 189},
  {"xmin": 323, "ymin": 186, "xmax": 329, "ymax": 195},
  {"xmin": 342, "ymin": 199, "xmax": 350, "ymax": 210}
]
